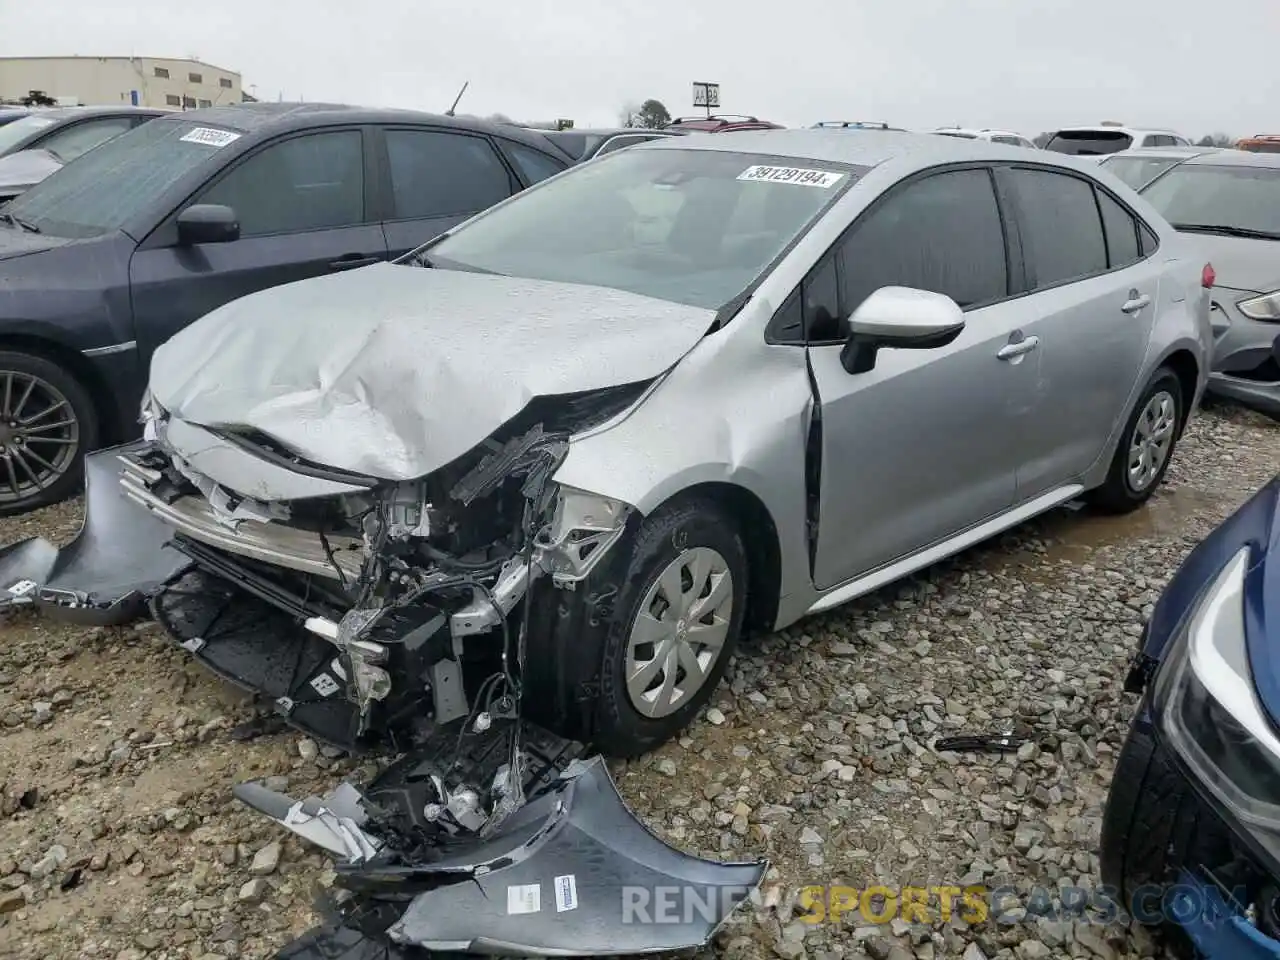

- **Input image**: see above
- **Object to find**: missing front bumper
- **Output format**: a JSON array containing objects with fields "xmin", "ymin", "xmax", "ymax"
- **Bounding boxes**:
[{"xmin": 241, "ymin": 736, "xmax": 766, "ymax": 959}]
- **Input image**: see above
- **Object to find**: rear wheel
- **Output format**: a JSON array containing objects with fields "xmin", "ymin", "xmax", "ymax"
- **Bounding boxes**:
[
  {"xmin": 1088, "ymin": 369, "xmax": 1183, "ymax": 514},
  {"xmin": 0, "ymin": 350, "xmax": 98, "ymax": 516}
]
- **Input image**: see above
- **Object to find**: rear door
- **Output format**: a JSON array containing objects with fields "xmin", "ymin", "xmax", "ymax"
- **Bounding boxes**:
[
  {"xmin": 997, "ymin": 165, "xmax": 1161, "ymax": 497},
  {"xmin": 375, "ymin": 126, "xmax": 560, "ymax": 257},
  {"xmin": 128, "ymin": 126, "xmax": 387, "ymax": 362}
]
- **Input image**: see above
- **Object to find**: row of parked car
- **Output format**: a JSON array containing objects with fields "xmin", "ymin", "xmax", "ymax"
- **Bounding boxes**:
[{"xmin": 1, "ymin": 98, "xmax": 1279, "ymax": 957}]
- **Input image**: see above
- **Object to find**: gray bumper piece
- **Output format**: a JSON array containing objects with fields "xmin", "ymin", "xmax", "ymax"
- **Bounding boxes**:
[
  {"xmin": 240, "ymin": 757, "xmax": 767, "ymax": 958},
  {"xmin": 0, "ymin": 442, "xmax": 192, "ymax": 625},
  {"xmin": 1204, "ymin": 332, "xmax": 1280, "ymax": 423}
]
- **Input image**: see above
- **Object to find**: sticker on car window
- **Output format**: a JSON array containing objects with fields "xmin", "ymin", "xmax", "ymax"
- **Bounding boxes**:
[
  {"xmin": 737, "ymin": 165, "xmax": 844, "ymax": 187},
  {"xmin": 179, "ymin": 127, "xmax": 241, "ymax": 147}
]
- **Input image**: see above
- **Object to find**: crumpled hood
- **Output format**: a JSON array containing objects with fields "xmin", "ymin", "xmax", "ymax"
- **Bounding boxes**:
[{"xmin": 148, "ymin": 263, "xmax": 715, "ymax": 480}]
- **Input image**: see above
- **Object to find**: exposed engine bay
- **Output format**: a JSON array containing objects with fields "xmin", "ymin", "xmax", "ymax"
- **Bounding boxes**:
[{"xmin": 113, "ymin": 384, "xmax": 653, "ymax": 754}]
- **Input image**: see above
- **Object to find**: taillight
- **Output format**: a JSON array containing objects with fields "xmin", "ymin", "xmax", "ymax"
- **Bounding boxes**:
[{"xmin": 1202, "ymin": 263, "xmax": 1216, "ymax": 288}]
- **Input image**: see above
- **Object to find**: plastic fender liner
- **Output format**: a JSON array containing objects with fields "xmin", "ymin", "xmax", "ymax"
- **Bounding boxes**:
[
  {"xmin": 385, "ymin": 756, "xmax": 767, "ymax": 956},
  {"xmin": 0, "ymin": 442, "xmax": 191, "ymax": 624}
]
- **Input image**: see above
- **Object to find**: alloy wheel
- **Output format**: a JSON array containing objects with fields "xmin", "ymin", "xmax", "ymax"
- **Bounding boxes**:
[
  {"xmin": 1127, "ymin": 389, "xmax": 1176, "ymax": 493},
  {"xmin": 624, "ymin": 546, "xmax": 734, "ymax": 719},
  {"xmin": 0, "ymin": 370, "xmax": 80, "ymax": 506}
]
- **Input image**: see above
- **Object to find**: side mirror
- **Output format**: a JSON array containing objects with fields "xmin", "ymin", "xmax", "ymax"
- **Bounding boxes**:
[
  {"xmin": 840, "ymin": 286, "xmax": 966, "ymax": 374},
  {"xmin": 176, "ymin": 204, "xmax": 239, "ymax": 246}
]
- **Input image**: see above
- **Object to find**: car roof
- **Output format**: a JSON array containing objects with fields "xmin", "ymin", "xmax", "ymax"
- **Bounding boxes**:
[
  {"xmin": 152, "ymin": 101, "xmax": 569, "ymax": 153},
  {"xmin": 20, "ymin": 105, "xmax": 167, "ymax": 120},
  {"xmin": 1182, "ymin": 149, "xmax": 1280, "ymax": 170},
  {"xmin": 934, "ymin": 127, "xmax": 1029, "ymax": 139},
  {"xmin": 637, "ymin": 128, "xmax": 1089, "ymax": 174}
]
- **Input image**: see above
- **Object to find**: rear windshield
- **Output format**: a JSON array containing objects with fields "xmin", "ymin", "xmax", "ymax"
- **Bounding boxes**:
[
  {"xmin": 1044, "ymin": 131, "xmax": 1134, "ymax": 155},
  {"xmin": 424, "ymin": 148, "xmax": 858, "ymax": 309},
  {"xmin": 1100, "ymin": 155, "xmax": 1182, "ymax": 190},
  {"xmin": 1141, "ymin": 164, "xmax": 1280, "ymax": 239},
  {"xmin": 5, "ymin": 119, "xmax": 239, "ymax": 239}
]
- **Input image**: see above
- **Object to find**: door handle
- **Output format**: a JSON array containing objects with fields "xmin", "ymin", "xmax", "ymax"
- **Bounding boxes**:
[
  {"xmin": 1121, "ymin": 293, "xmax": 1152, "ymax": 314},
  {"xmin": 996, "ymin": 335, "xmax": 1040, "ymax": 360},
  {"xmin": 328, "ymin": 255, "xmax": 382, "ymax": 271}
]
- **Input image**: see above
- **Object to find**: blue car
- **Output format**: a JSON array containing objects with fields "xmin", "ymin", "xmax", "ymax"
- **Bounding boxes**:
[{"xmin": 1103, "ymin": 474, "xmax": 1280, "ymax": 957}]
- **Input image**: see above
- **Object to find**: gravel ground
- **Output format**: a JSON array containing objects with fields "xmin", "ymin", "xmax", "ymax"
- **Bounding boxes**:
[{"xmin": 1, "ymin": 403, "xmax": 1277, "ymax": 960}]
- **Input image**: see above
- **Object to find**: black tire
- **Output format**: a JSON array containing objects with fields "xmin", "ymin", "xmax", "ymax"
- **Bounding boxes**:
[
  {"xmin": 526, "ymin": 496, "xmax": 748, "ymax": 758},
  {"xmin": 1088, "ymin": 369, "xmax": 1183, "ymax": 514},
  {"xmin": 0, "ymin": 349, "xmax": 99, "ymax": 517},
  {"xmin": 1100, "ymin": 716, "xmax": 1237, "ymax": 946}
]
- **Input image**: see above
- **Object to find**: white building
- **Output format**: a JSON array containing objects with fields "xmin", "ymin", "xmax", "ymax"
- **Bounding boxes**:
[{"xmin": 0, "ymin": 56, "xmax": 243, "ymax": 110}]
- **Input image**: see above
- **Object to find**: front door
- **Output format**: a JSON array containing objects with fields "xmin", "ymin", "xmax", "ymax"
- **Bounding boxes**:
[
  {"xmin": 807, "ymin": 167, "xmax": 1035, "ymax": 589},
  {"xmin": 128, "ymin": 127, "xmax": 388, "ymax": 366},
  {"xmin": 997, "ymin": 167, "xmax": 1160, "ymax": 496}
]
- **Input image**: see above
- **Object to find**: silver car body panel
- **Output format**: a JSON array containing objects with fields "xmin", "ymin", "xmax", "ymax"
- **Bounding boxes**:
[
  {"xmin": 148, "ymin": 263, "xmax": 716, "ymax": 481},
  {"xmin": 129, "ymin": 130, "xmax": 1208, "ymax": 634}
]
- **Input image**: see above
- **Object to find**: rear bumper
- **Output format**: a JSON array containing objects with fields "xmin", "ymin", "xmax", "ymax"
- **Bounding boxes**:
[{"xmin": 119, "ymin": 452, "xmax": 363, "ymax": 581}]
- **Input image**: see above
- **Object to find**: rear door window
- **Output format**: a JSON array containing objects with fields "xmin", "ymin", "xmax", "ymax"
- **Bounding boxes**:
[
  {"xmin": 831, "ymin": 168, "xmax": 1008, "ymax": 337},
  {"xmin": 1044, "ymin": 131, "xmax": 1134, "ymax": 155},
  {"xmin": 1009, "ymin": 168, "xmax": 1108, "ymax": 286},
  {"xmin": 500, "ymin": 139, "xmax": 567, "ymax": 185},
  {"xmin": 385, "ymin": 129, "xmax": 512, "ymax": 219}
]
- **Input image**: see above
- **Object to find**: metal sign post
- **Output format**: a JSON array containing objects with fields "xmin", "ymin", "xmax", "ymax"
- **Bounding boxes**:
[{"xmin": 692, "ymin": 81, "xmax": 720, "ymax": 118}]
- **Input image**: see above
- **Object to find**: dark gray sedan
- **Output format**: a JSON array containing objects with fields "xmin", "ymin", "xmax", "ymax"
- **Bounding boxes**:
[{"xmin": 0, "ymin": 102, "xmax": 573, "ymax": 515}]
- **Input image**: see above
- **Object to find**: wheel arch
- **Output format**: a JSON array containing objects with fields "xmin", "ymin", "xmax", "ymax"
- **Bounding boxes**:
[
  {"xmin": 1157, "ymin": 347, "xmax": 1201, "ymax": 437},
  {"xmin": 643, "ymin": 481, "xmax": 782, "ymax": 637},
  {"xmin": 0, "ymin": 333, "xmax": 115, "ymax": 439}
]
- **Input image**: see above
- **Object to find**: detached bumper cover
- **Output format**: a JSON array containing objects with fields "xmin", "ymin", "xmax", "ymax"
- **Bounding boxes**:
[
  {"xmin": 0, "ymin": 443, "xmax": 191, "ymax": 624},
  {"xmin": 242, "ymin": 749, "xmax": 765, "ymax": 958}
]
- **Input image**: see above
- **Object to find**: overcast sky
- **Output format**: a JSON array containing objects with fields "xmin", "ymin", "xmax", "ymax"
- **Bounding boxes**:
[{"xmin": 4, "ymin": 0, "xmax": 1276, "ymax": 136}]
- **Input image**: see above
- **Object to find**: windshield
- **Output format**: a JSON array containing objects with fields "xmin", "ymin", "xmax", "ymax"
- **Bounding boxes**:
[
  {"xmin": 423, "ymin": 148, "xmax": 855, "ymax": 309},
  {"xmin": 4, "ymin": 119, "xmax": 239, "ymax": 238},
  {"xmin": 0, "ymin": 114, "xmax": 57, "ymax": 156},
  {"xmin": 1100, "ymin": 155, "xmax": 1182, "ymax": 190},
  {"xmin": 1141, "ymin": 164, "xmax": 1280, "ymax": 239},
  {"xmin": 1045, "ymin": 131, "xmax": 1133, "ymax": 155}
]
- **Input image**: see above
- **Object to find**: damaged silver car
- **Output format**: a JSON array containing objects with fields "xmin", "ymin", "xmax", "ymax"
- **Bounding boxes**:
[
  {"xmin": 1, "ymin": 129, "xmax": 1215, "ymax": 957},
  {"xmin": 5, "ymin": 131, "xmax": 1212, "ymax": 761}
]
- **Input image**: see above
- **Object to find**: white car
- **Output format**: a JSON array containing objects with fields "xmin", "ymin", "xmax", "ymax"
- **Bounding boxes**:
[
  {"xmin": 933, "ymin": 127, "xmax": 1038, "ymax": 149},
  {"xmin": 1045, "ymin": 126, "xmax": 1192, "ymax": 157}
]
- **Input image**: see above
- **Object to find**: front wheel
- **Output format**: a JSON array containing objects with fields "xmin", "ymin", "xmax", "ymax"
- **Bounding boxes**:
[
  {"xmin": 1088, "ymin": 369, "xmax": 1183, "ymax": 514},
  {"xmin": 527, "ymin": 496, "xmax": 748, "ymax": 758}
]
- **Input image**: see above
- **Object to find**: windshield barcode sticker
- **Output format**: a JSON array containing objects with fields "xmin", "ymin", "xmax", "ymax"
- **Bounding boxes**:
[
  {"xmin": 554, "ymin": 874, "xmax": 578, "ymax": 912},
  {"xmin": 507, "ymin": 883, "xmax": 541, "ymax": 914},
  {"xmin": 738, "ymin": 165, "xmax": 844, "ymax": 187},
  {"xmin": 180, "ymin": 127, "xmax": 241, "ymax": 148}
]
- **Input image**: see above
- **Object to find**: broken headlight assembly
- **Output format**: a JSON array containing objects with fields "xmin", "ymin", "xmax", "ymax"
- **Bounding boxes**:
[
  {"xmin": 1153, "ymin": 547, "xmax": 1280, "ymax": 867},
  {"xmin": 1239, "ymin": 291, "xmax": 1280, "ymax": 323}
]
